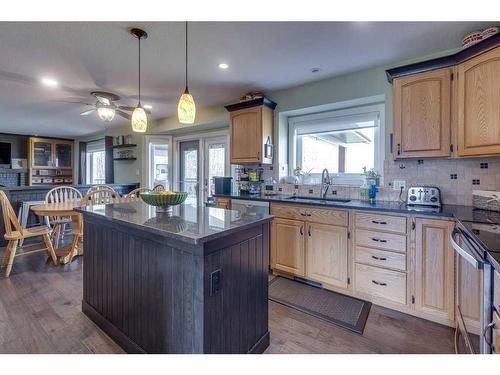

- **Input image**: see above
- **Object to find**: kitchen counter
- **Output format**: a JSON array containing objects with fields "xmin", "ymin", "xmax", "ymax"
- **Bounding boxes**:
[
  {"xmin": 215, "ymin": 192, "xmax": 500, "ymax": 271},
  {"xmin": 214, "ymin": 192, "xmax": 470, "ymax": 219},
  {"xmin": 79, "ymin": 201, "xmax": 271, "ymax": 353},
  {"xmin": 77, "ymin": 200, "xmax": 273, "ymax": 246}
]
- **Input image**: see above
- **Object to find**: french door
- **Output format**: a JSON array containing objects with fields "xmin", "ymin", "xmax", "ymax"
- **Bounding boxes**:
[
  {"xmin": 174, "ymin": 132, "xmax": 229, "ymax": 206},
  {"xmin": 146, "ymin": 136, "xmax": 172, "ymax": 190}
]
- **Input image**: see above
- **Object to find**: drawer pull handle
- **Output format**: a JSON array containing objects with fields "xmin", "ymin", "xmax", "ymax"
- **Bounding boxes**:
[
  {"xmin": 306, "ymin": 213, "xmax": 312, "ymax": 217},
  {"xmin": 371, "ymin": 238, "xmax": 388, "ymax": 243},
  {"xmin": 300, "ymin": 225, "xmax": 304, "ymax": 236},
  {"xmin": 372, "ymin": 280, "xmax": 387, "ymax": 286},
  {"xmin": 300, "ymin": 212, "xmax": 307, "ymax": 216},
  {"xmin": 371, "ymin": 255, "xmax": 387, "ymax": 261},
  {"xmin": 371, "ymin": 220, "xmax": 387, "ymax": 225},
  {"xmin": 308, "ymin": 226, "xmax": 311, "ymax": 237}
]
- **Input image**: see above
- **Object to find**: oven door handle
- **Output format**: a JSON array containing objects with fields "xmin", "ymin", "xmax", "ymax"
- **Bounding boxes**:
[{"xmin": 450, "ymin": 228, "xmax": 483, "ymax": 269}]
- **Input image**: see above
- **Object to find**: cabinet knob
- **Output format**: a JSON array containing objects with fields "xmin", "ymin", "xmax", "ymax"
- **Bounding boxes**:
[
  {"xmin": 308, "ymin": 226, "xmax": 311, "ymax": 237},
  {"xmin": 397, "ymin": 144, "xmax": 401, "ymax": 155},
  {"xmin": 257, "ymin": 152, "xmax": 260, "ymax": 160}
]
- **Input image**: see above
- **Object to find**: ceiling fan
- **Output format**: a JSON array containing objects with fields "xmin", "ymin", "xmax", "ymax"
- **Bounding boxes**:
[{"xmin": 68, "ymin": 91, "xmax": 151, "ymax": 122}]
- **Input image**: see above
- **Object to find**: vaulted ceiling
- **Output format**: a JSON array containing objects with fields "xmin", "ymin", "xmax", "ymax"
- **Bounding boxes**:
[{"xmin": 0, "ymin": 21, "xmax": 490, "ymax": 137}]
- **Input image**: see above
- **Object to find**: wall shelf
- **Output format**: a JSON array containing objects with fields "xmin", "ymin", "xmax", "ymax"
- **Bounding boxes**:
[{"xmin": 111, "ymin": 144, "xmax": 137, "ymax": 149}]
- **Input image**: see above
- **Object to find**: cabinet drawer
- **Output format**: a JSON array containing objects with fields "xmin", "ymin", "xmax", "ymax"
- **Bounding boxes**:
[
  {"xmin": 354, "ymin": 246, "xmax": 406, "ymax": 272},
  {"xmin": 271, "ymin": 203, "xmax": 348, "ymax": 226},
  {"xmin": 494, "ymin": 270, "xmax": 500, "ymax": 313},
  {"xmin": 355, "ymin": 263, "xmax": 407, "ymax": 305},
  {"xmin": 355, "ymin": 229, "xmax": 407, "ymax": 253},
  {"xmin": 355, "ymin": 212, "xmax": 407, "ymax": 234}
]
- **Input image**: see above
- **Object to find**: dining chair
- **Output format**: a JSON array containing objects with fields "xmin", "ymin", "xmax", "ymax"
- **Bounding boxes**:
[
  {"xmin": 153, "ymin": 184, "xmax": 165, "ymax": 192},
  {"xmin": 86, "ymin": 185, "xmax": 118, "ymax": 195},
  {"xmin": 45, "ymin": 186, "xmax": 82, "ymax": 247},
  {"xmin": 0, "ymin": 191, "xmax": 57, "ymax": 277},
  {"xmin": 124, "ymin": 187, "xmax": 152, "ymax": 202},
  {"xmin": 81, "ymin": 187, "xmax": 121, "ymax": 206}
]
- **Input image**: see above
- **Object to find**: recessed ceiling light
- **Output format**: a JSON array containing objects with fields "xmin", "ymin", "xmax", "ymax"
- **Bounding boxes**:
[
  {"xmin": 310, "ymin": 68, "xmax": 321, "ymax": 74},
  {"xmin": 41, "ymin": 77, "xmax": 59, "ymax": 87},
  {"xmin": 218, "ymin": 63, "xmax": 229, "ymax": 70},
  {"xmin": 143, "ymin": 104, "xmax": 153, "ymax": 109}
]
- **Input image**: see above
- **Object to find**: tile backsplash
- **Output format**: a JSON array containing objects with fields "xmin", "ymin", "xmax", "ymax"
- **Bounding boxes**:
[{"xmin": 249, "ymin": 156, "xmax": 500, "ymax": 206}]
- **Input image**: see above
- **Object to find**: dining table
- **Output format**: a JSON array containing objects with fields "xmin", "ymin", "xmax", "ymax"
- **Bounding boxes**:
[{"xmin": 31, "ymin": 201, "xmax": 84, "ymax": 264}]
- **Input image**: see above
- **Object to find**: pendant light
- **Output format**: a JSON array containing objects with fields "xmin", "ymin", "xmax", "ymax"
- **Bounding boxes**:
[
  {"xmin": 178, "ymin": 22, "xmax": 196, "ymax": 124},
  {"xmin": 130, "ymin": 28, "xmax": 148, "ymax": 133}
]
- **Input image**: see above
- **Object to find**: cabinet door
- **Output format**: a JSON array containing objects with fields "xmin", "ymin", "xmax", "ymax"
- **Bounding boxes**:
[
  {"xmin": 393, "ymin": 68, "xmax": 451, "ymax": 158},
  {"xmin": 55, "ymin": 142, "xmax": 73, "ymax": 168},
  {"xmin": 31, "ymin": 139, "xmax": 54, "ymax": 168},
  {"xmin": 271, "ymin": 218, "xmax": 305, "ymax": 276},
  {"xmin": 457, "ymin": 47, "xmax": 500, "ymax": 156},
  {"xmin": 306, "ymin": 223, "xmax": 348, "ymax": 288},
  {"xmin": 230, "ymin": 107, "xmax": 261, "ymax": 164},
  {"xmin": 414, "ymin": 218, "xmax": 455, "ymax": 323}
]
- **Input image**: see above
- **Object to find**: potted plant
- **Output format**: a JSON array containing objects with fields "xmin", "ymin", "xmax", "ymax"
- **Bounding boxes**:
[
  {"xmin": 363, "ymin": 167, "xmax": 381, "ymax": 187},
  {"xmin": 293, "ymin": 167, "xmax": 313, "ymax": 184}
]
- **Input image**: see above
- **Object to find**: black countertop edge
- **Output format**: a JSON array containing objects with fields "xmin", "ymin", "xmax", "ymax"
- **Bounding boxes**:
[
  {"xmin": 214, "ymin": 193, "xmax": 460, "ymax": 219},
  {"xmin": 0, "ymin": 183, "xmax": 140, "ymax": 192},
  {"xmin": 76, "ymin": 203, "xmax": 273, "ymax": 246}
]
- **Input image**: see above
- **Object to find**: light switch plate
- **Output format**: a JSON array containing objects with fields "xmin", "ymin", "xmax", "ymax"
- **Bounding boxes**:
[{"xmin": 393, "ymin": 180, "xmax": 406, "ymax": 191}]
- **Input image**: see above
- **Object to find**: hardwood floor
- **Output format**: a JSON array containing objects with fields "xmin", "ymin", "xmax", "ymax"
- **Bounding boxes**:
[{"xmin": 0, "ymin": 248, "xmax": 455, "ymax": 354}]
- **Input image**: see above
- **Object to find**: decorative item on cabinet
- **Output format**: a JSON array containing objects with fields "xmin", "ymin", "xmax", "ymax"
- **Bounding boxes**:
[{"xmin": 225, "ymin": 97, "xmax": 277, "ymax": 165}]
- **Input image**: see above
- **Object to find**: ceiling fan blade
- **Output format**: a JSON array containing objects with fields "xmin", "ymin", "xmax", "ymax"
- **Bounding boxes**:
[
  {"xmin": 80, "ymin": 109, "xmax": 96, "ymax": 116},
  {"xmin": 57, "ymin": 100, "xmax": 95, "ymax": 106},
  {"xmin": 116, "ymin": 110, "xmax": 131, "ymax": 120}
]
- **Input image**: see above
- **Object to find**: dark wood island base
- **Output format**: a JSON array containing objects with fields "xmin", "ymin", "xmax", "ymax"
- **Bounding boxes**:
[{"xmin": 78, "ymin": 202, "xmax": 272, "ymax": 354}]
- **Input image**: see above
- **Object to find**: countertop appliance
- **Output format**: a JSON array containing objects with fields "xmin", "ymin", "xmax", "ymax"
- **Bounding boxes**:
[
  {"xmin": 450, "ymin": 220, "xmax": 494, "ymax": 354},
  {"xmin": 407, "ymin": 186, "xmax": 441, "ymax": 207},
  {"xmin": 213, "ymin": 176, "xmax": 232, "ymax": 195}
]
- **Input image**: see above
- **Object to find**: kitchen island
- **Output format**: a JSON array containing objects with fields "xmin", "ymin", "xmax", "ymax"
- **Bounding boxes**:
[{"xmin": 77, "ymin": 201, "xmax": 272, "ymax": 354}]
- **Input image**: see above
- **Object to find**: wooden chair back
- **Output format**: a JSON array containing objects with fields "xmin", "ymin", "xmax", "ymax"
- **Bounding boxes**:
[
  {"xmin": 124, "ymin": 187, "xmax": 152, "ymax": 202},
  {"xmin": 153, "ymin": 184, "xmax": 165, "ymax": 192},
  {"xmin": 87, "ymin": 185, "xmax": 117, "ymax": 195},
  {"xmin": 81, "ymin": 188, "xmax": 121, "ymax": 206},
  {"xmin": 0, "ymin": 190, "xmax": 23, "ymax": 237}
]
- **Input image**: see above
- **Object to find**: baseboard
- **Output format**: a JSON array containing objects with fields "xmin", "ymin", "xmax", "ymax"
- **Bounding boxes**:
[
  {"xmin": 82, "ymin": 300, "xmax": 145, "ymax": 354},
  {"xmin": 248, "ymin": 331, "xmax": 270, "ymax": 354}
]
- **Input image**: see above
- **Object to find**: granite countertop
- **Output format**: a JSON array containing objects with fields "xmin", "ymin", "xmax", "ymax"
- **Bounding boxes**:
[
  {"xmin": 0, "ymin": 182, "xmax": 139, "ymax": 191},
  {"xmin": 77, "ymin": 200, "xmax": 273, "ymax": 245},
  {"xmin": 214, "ymin": 192, "xmax": 472, "ymax": 219}
]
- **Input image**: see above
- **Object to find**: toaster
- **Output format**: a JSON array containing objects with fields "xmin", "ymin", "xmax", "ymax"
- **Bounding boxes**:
[{"xmin": 407, "ymin": 186, "xmax": 441, "ymax": 207}]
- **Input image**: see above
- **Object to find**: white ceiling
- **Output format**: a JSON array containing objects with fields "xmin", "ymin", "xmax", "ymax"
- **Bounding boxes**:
[{"xmin": 0, "ymin": 21, "xmax": 491, "ymax": 137}]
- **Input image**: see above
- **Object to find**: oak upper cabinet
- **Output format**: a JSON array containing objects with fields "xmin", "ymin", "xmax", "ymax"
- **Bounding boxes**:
[
  {"xmin": 271, "ymin": 217, "xmax": 305, "ymax": 276},
  {"xmin": 225, "ymin": 98, "xmax": 276, "ymax": 165},
  {"xmin": 306, "ymin": 223, "xmax": 348, "ymax": 288},
  {"xmin": 457, "ymin": 46, "xmax": 500, "ymax": 156},
  {"xmin": 393, "ymin": 68, "xmax": 452, "ymax": 159},
  {"xmin": 414, "ymin": 218, "xmax": 455, "ymax": 324}
]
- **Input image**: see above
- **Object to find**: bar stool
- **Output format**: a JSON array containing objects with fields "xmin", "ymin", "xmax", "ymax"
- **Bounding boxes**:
[{"xmin": 17, "ymin": 200, "xmax": 50, "ymax": 247}]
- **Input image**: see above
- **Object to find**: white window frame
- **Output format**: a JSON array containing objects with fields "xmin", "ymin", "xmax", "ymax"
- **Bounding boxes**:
[
  {"xmin": 85, "ymin": 139, "xmax": 106, "ymax": 185},
  {"xmin": 288, "ymin": 103, "xmax": 385, "ymax": 185}
]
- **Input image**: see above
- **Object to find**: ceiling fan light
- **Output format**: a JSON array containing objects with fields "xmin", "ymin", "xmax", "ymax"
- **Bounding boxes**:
[
  {"xmin": 96, "ymin": 105, "xmax": 116, "ymax": 122},
  {"xmin": 131, "ymin": 106, "xmax": 147, "ymax": 132},
  {"xmin": 178, "ymin": 89, "xmax": 196, "ymax": 124}
]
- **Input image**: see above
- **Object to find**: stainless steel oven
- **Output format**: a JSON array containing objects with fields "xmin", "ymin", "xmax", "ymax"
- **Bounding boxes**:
[{"xmin": 450, "ymin": 225, "xmax": 493, "ymax": 354}]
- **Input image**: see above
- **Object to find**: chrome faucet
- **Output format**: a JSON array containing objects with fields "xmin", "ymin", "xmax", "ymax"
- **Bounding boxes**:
[{"xmin": 320, "ymin": 168, "xmax": 331, "ymax": 199}]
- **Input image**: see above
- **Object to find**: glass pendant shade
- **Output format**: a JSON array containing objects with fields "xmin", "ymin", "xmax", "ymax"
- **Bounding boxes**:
[
  {"xmin": 96, "ymin": 105, "xmax": 115, "ymax": 122},
  {"xmin": 131, "ymin": 106, "xmax": 147, "ymax": 132},
  {"xmin": 178, "ymin": 88, "xmax": 196, "ymax": 124}
]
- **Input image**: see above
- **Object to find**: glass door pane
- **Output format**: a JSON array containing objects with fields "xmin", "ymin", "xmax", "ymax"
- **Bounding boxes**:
[
  {"xmin": 55, "ymin": 143, "xmax": 72, "ymax": 168},
  {"xmin": 203, "ymin": 137, "xmax": 227, "ymax": 203},
  {"xmin": 151, "ymin": 143, "xmax": 169, "ymax": 189},
  {"xmin": 33, "ymin": 141, "xmax": 53, "ymax": 167},
  {"xmin": 179, "ymin": 140, "xmax": 199, "ymax": 206}
]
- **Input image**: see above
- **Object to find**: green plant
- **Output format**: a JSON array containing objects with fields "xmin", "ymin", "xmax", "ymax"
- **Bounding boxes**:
[
  {"xmin": 293, "ymin": 167, "xmax": 313, "ymax": 177},
  {"xmin": 363, "ymin": 166, "xmax": 380, "ymax": 179}
]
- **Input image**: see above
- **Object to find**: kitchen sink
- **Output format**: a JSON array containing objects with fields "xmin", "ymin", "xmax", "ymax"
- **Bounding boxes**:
[{"xmin": 285, "ymin": 196, "xmax": 351, "ymax": 203}]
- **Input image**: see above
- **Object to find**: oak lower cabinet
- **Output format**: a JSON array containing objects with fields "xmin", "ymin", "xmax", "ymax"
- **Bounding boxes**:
[
  {"xmin": 392, "ymin": 67, "xmax": 452, "ymax": 159},
  {"xmin": 214, "ymin": 197, "xmax": 231, "ymax": 209},
  {"xmin": 271, "ymin": 218, "xmax": 306, "ymax": 276},
  {"xmin": 306, "ymin": 223, "xmax": 348, "ymax": 289},
  {"xmin": 457, "ymin": 46, "xmax": 500, "ymax": 156},
  {"xmin": 414, "ymin": 218, "xmax": 455, "ymax": 325}
]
